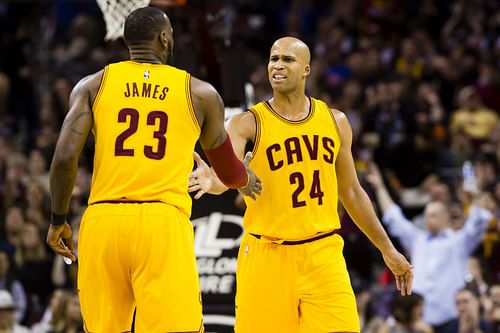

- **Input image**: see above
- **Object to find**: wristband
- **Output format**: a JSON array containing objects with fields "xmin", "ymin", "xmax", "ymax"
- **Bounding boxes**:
[
  {"xmin": 204, "ymin": 136, "xmax": 248, "ymax": 189},
  {"xmin": 51, "ymin": 212, "xmax": 68, "ymax": 226}
]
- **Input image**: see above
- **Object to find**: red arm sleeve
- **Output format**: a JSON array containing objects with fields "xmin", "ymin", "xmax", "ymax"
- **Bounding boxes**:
[{"xmin": 203, "ymin": 136, "xmax": 248, "ymax": 189}]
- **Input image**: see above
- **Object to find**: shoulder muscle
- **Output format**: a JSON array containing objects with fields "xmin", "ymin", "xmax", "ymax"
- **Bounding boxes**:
[
  {"xmin": 190, "ymin": 75, "xmax": 223, "ymax": 127},
  {"xmin": 74, "ymin": 70, "xmax": 104, "ymax": 105},
  {"xmin": 226, "ymin": 111, "xmax": 256, "ymax": 143},
  {"xmin": 330, "ymin": 108, "xmax": 352, "ymax": 146}
]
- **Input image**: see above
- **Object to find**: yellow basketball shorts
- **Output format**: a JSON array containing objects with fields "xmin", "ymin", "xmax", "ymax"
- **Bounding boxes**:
[
  {"xmin": 235, "ymin": 232, "xmax": 360, "ymax": 333},
  {"xmin": 77, "ymin": 202, "xmax": 203, "ymax": 333}
]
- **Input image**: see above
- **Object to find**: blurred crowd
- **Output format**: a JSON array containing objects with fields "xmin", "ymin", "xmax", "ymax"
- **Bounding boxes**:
[{"xmin": 0, "ymin": 0, "xmax": 499, "ymax": 332}]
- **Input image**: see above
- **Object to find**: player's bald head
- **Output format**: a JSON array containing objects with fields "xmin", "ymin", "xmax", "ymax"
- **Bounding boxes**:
[
  {"xmin": 124, "ymin": 6, "xmax": 171, "ymax": 45},
  {"xmin": 271, "ymin": 37, "xmax": 311, "ymax": 65}
]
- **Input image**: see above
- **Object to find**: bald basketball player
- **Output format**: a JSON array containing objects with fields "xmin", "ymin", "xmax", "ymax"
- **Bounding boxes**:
[
  {"xmin": 189, "ymin": 37, "xmax": 413, "ymax": 333},
  {"xmin": 46, "ymin": 7, "xmax": 261, "ymax": 333}
]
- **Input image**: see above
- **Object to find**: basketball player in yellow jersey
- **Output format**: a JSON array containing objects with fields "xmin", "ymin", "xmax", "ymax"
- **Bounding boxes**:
[
  {"xmin": 189, "ymin": 37, "xmax": 413, "ymax": 333},
  {"xmin": 45, "ymin": 7, "xmax": 261, "ymax": 333}
]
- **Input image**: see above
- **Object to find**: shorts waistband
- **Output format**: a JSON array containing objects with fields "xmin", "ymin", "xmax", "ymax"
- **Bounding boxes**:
[
  {"xmin": 90, "ymin": 200, "xmax": 163, "ymax": 205},
  {"xmin": 250, "ymin": 230, "xmax": 338, "ymax": 245}
]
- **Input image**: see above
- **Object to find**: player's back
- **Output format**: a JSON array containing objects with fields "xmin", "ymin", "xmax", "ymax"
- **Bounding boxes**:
[{"xmin": 88, "ymin": 61, "xmax": 200, "ymax": 216}]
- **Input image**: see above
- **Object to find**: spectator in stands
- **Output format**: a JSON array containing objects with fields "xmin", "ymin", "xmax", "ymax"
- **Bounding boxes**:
[
  {"xmin": 2, "ymin": 154, "xmax": 26, "ymax": 208},
  {"xmin": 14, "ymin": 223, "xmax": 53, "ymax": 324},
  {"xmin": 30, "ymin": 288, "xmax": 67, "ymax": 333},
  {"xmin": 335, "ymin": 79, "xmax": 365, "ymax": 142},
  {"xmin": 465, "ymin": 256, "xmax": 491, "ymax": 303},
  {"xmin": 366, "ymin": 162, "xmax": 493, "ymax": 333},
  {"xmin": 475, "ymin": 156, "xmax": 499, "ymax": 193},
  {"xmin": 26, "ymin": 150, "xmax": 49, "ymax": 193},
  {"xmin": 355, "ymin": 283, "xmax": 384, "ymax": 333},
  {"xmin": 394, "ymin": 38, "xmax": 426, "ymax": 81},
  {"xmin": 436, "ymin": 130, "xmax": 473, "ymax": 178},
  {"xmin": 0, "ymin": 250, "xmax": 25, "ymax": 323},
  {"xmin": 378, "ymin": 293, "xmax": 433, "ymax": 333},
  {"xmin": 0, "ymin": 290, "xmax": 29, "ymax": 333},
  {"xmin": 451, "ymin": 288, "xmax": 492, "ymax": 333},
  {"xmin": 364, "ymin": 75, "xmax": 423, "ymax": 187},
  {"xmin": 1, "ymin": 206, "xmax": 26, "ymax": 256},
  {"xmin": 32, "ymin": 290, "xmax": 83, "ymax": 333},
  {"xmin": 476, "ymin": 61, "xmax": 500, "ymax": 113},
  {"xmin": 59, "ymin": 291, "xmax": 83, "ymax": 333},
  {"xmin": 483, "ymin": 284, "xmax": 500, "ymax": 332},
  {"xmin": 23, "ymin": 181, "xmax": 49, "ymax": 233},
  {"xmin": 449, "ymin": 86, "xmax": 499, "ymax": 144}
]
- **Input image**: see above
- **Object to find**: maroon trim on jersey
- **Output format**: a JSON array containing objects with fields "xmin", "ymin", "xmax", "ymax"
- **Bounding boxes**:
[
  {"xmin": 263, "ymin": 96, "xmax": 314, "ymax": 125},
  {"xmin": 250, "ymin": 229, "xmax": 338, "ymax": 245},
  {"xmin": 246, "ymin": 108, "xmax": 260, "ymax": 157},
  {"xmin": 90, "ymin": 200, "xmax": 163, "ymax": 205}
]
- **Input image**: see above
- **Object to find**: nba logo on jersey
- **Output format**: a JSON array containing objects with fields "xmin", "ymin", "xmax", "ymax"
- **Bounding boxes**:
[{"xmin": 143, "ymin": 70, "xmax": 150, "ymax": 79}]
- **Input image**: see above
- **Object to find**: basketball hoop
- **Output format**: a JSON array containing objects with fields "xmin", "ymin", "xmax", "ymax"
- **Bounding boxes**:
[{"xmin": 96, "ymin": 0, "xmax": 151, "ymax": 41}]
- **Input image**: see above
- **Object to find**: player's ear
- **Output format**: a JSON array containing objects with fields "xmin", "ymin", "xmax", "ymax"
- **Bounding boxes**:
[
  {"xmin": 304, "ymin": 64, "xmax": 310, "ymax": 77},
  {"xmin": 160, "ymin": 30, "xmax": 168, "ymax": 48}
]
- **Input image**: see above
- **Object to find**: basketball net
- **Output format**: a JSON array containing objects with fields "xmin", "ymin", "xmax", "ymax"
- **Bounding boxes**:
[{"xmin": 96, "ymin": 0, "xmax": 151, "ymax": 41}]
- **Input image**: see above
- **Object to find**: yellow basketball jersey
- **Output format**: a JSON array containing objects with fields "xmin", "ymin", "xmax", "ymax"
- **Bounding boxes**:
[
  {"xmin": 243, "ymin": 98, "xmax": 342, "ymax": 239},
  {"xmin": 88, "ymin": 61, "xmax": 200, "ymax": 216}
]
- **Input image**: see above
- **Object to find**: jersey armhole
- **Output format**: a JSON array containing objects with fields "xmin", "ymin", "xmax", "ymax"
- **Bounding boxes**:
[
  {"xmin": 91, "ymin": 66, "xmax": 108, "ymax": 113},
  {"xmin": 185, "ymin": 73, "xmax": 201, "ymax": 134},
  {"xmin": 247, "ymin": 108, "xmax": 260, "ymax": 156},
  {"xmin": 90, "ymin": 66, "xmax": 108, "ymax": 136},
  {"xmin": 326, "ymin": 105, "xmax": 342, "ymax": 149}
]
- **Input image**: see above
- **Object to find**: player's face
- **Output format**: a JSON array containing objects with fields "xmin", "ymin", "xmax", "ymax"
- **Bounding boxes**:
[{"xmin": 267, "ymin": 43, "xmax": 309, "ymax": 93}]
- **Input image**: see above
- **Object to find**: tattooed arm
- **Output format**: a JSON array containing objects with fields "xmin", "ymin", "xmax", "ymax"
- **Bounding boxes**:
[
  {"xmin": 190, "ymin": 75, "xmax": 228, "ymax": 150},
  {"xmin": 47, "ymin": 71, "xmax": 101, "ymax": 261},
  {"xmin": 50, "ymin": 72, "xmax": 98, "ymax": 214}
]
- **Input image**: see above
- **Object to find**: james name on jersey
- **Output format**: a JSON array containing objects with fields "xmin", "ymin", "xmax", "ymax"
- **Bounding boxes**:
[{"xmin": 124, "ymin": 82, "xmax": 169, "ymax": 100}]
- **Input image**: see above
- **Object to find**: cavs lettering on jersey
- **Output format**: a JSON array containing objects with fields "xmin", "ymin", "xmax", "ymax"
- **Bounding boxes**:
[
  {"xmin": 89, "ymin": 61, "xmax": 200, "ymax": 216},
  {"xmin": 243, "ymin": 98, "xmax": 341, "ymax": 239}
]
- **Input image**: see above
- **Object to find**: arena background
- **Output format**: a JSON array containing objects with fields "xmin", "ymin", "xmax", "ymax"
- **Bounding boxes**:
[{"xmin": 0, "ymin": 1, "xmax": 499, "ymax": 332}]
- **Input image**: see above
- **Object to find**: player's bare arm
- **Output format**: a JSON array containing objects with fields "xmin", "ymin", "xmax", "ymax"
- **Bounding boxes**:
[
  {"xmin": 226, "ymin": 111, "xmax": 256, "ymax": 159},
  {"xmin": 333, "ymin": 108, "xmax": 413, "ymax": 295},
  {"xmin": 189, "ymin": 76, "xmax": 262, "ymax": 197},
  {"xmin": 190, "ymin": 76, "xmax": 228, "ymax": 150},
  {"xmin": 189, "ymin": 110, "xmax": 258, "ymax": 197},
  {"xmin": 47, "ymin": 71, "xmax": 102, "ymax": 261}
]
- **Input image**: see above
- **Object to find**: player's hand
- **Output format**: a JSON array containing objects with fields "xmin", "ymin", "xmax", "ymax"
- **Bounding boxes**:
[
  {"xmin": 238, "ymin": 152, "xmax": 262, "ymax": 200},
  {"xmin": 382, "ymin": 248, "xmax": 413, "ymax": 296},
  {"xmin": 189, "ymin": 151, "xmax": 228, "ymax": 198},
  {"xmin": 46, "ymin": 222, "xmax": 76, "ymax": 262}
]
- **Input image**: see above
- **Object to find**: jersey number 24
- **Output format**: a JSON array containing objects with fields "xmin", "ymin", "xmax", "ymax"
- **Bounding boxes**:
[{"xmin": 290, "ymin": 170, "xmax": 324, "ymax": 208}]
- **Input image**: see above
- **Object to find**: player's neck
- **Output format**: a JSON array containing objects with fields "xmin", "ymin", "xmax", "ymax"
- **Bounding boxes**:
[
  {"xmin": 129, "ymin": 47, "xmax": 166, "ymax": 65},
  {"xmin": 269, "ymin": 92, "xmax": 309, "ymax": 121}
]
